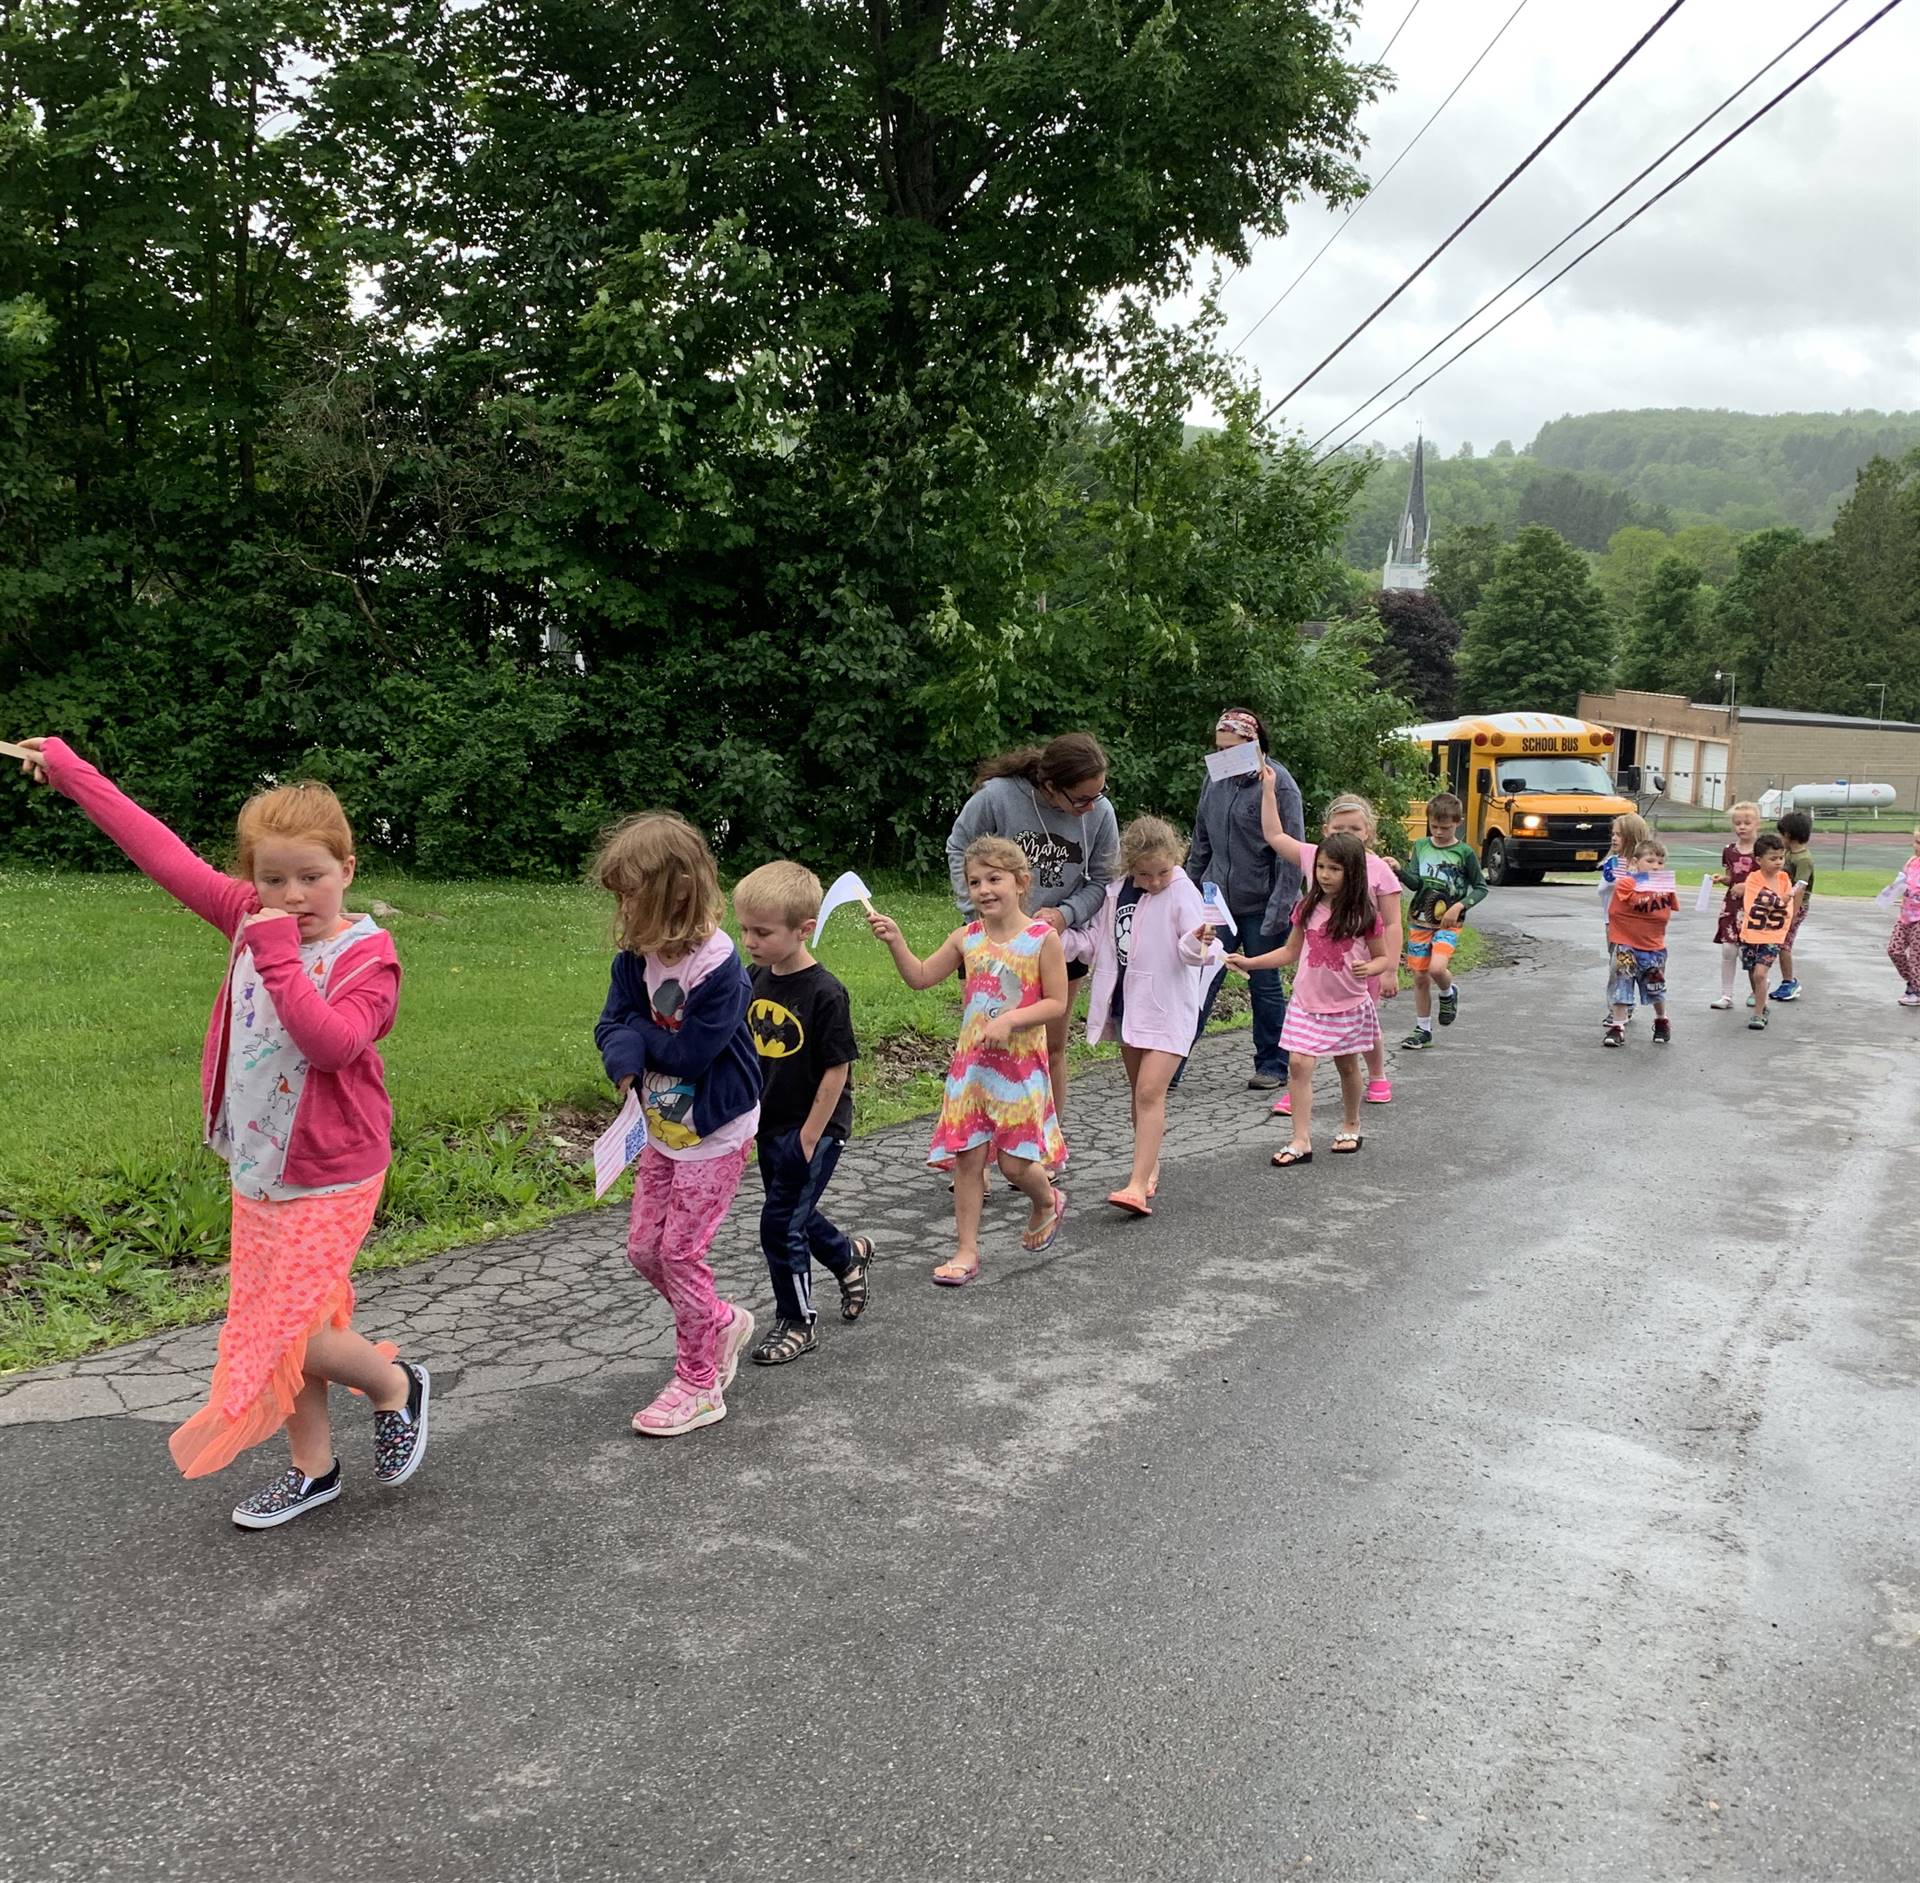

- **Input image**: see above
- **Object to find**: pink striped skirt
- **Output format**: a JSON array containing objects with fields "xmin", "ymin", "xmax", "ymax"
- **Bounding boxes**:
[{"xmin": 1281, "ymin": 1001, "xmax": 1382, "ymax": 1058}]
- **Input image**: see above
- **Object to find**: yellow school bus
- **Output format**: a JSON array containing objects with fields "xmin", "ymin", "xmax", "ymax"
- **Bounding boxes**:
[{"xmin": 1399, "ymin": 712, "xmax": 1635, "ymax": 886}]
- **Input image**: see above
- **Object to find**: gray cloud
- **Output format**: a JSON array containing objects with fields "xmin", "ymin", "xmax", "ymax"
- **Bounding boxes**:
[{"xmin": 1205, "ymin": 0, "xmax": 1920, "ymax": 453}]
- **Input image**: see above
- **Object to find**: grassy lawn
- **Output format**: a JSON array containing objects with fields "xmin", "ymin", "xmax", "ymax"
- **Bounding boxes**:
[{"xmin": 0, "ymin": 870, "xmax": 1491, "ymax": 1372}]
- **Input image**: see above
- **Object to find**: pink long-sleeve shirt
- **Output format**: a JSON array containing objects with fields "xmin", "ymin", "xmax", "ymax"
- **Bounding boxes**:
[
  {"xmin": 1063, "ymin": 868, "xmax": 1222, "ymax": 1057},
  {"xmin": 40, "ymin": 739, "xmax": 401, "ymax": 1189}
]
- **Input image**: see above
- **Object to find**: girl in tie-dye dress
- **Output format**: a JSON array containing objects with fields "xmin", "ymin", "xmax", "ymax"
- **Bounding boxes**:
[{"xmin": 869, "ymin": 836, "xmax": 1069, "ymax": 1286}]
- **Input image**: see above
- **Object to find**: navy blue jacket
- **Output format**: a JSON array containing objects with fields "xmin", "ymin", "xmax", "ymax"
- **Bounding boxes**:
[{"xmin": 594, "ymin": 945, "xmax": 761, "ymax": 1148}]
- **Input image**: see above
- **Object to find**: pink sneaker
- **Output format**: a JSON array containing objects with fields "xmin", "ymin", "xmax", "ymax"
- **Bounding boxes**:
[
  {"xmin": 1269, "ymin": 1091, "xmax": 1291, "ymax": 1116},
  {"xmin": 632, "ymin": 1376, "xmax": 727, "ymax": 1437},
  {"xmin": 1364, "ymin": 1078, "xmax": 1392, "ymax": 1104},
  {"xmin": 713, "ymin": 1303, "xmax": 756, "ymax": 1392}
]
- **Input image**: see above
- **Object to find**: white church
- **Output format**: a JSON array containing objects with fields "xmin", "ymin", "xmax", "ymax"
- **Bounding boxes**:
[{"xmin": 1381, "ymin": 436, "xmax": 1431, "ymax": 592}]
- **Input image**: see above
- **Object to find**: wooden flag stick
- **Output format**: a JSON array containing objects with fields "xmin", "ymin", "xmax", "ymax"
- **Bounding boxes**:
[{"xmin": 1, "ymin": 740, "xmax": 37, "ymax": 762}]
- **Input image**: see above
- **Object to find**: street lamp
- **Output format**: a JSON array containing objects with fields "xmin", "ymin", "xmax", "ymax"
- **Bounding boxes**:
[{"xmin": 1714, "ymin": 668, "xmax": 1736, "ymax": 712}]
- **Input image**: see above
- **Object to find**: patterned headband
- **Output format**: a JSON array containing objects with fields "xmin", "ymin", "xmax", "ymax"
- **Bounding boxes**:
[{"xmin": 1216, "ymin": 709, "xmax": 1261, "ymax": 742}]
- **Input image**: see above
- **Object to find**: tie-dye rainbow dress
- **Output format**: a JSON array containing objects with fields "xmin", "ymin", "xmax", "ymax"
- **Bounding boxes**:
[{"xmin": 927, "ymin": 920, "xmax": 1067, "ymax": 1172}]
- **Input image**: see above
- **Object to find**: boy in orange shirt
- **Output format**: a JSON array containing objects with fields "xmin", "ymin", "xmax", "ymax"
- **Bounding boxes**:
[
  {"xmin": 1738, "ymin": 831, "xmax": 1796, "ymax": 1031},
  {"xmin": 1604, "ymin": 839, "xmax": 1680, "ymax": 1048}
]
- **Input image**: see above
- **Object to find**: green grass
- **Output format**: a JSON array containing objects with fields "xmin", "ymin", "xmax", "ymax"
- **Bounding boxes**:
[
  {"xmin": 0, "ymin": 870, "xmax": 1481, "ymax": 1371},
  {"xmin": 1548, "ymin": 866, "xmax": 1894, "ymax": 898}
]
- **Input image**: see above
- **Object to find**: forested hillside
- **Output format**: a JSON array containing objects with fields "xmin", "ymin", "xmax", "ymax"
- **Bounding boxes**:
[
  {"xmin": 1336, "ymin": 409, "xmax": 1920, "ymax": 572},
  {"xmin": 1530, "ymin": 409, "xmax": 1920, "ymax": 534}
]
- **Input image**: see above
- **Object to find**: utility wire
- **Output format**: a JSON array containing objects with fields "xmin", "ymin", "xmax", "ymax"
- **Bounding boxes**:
[
  {"xmin": 1313, "ymin": 0, "xmax": 1907, "ymax": 464},
  {"xmin": 1233, "ymin": 0, "xmax": 1531, "ymax": 352},
  {"xmin": 1219, "ymin": 0, "xmax": 1428, "ymax": 294},
  {"xmin": 1258, "ymin": 0, "xmax": 1692, "ymax": 426},
  {"xmin": 1307, "ymin": 0, "xmax": 1854, "ymax": 453}
]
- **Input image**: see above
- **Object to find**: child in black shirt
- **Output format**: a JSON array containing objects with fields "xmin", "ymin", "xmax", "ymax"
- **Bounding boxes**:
[{"xmin": 733, "ymin": 862, "xmax": 874, "ymax": 1364}]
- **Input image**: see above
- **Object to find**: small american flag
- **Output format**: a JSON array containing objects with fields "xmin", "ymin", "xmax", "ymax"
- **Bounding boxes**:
[
  {"xmin": 593, "ymin": 1089, "xmax": 647, "ymax": 1198},
  {"xmin": 1632, "ymin": 869, "xmax": 1678, "ymax": 894}
]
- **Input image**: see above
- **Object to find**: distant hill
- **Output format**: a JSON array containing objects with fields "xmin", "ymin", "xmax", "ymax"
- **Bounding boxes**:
[
  {"xmin": 1527, "ymin": 409, "xmax": 1920, "ymax": 534},
  {"xmin": 1334, "ymin": 408, "xmax": 1920, "ymax": 570}
]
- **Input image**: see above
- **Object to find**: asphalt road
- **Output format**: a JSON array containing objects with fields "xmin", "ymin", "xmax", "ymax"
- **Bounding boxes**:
[{"xmin": 4, "ymin": 887, "xmax": 1917, "ymax": 1883}]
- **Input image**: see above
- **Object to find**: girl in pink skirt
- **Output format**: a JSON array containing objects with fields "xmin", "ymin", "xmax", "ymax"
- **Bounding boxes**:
[{"xmin": 1226, "ymin": 831, "xmax": 1392, "ymax": 1167}]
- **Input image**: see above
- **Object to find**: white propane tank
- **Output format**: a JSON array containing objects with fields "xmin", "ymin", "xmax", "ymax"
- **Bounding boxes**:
[{"xmin": 1781, "ymin": 782, "xmax": 1898, "ymax": 811}]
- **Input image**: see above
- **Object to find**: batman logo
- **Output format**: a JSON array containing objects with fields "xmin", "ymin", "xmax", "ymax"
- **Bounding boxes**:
[{"xmin": 748, "ymin": 999, "xmax": 804, "ymax": 1058}]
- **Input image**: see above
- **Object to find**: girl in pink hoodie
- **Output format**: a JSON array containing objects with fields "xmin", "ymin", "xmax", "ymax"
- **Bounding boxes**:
[
  {"xmin": 1065, "ymin": 817, "xmax": 1221, "ymax": 1216},
  {"xmin": 13, "ymin": 738, "xmax": 428, "ymax": 1531}
]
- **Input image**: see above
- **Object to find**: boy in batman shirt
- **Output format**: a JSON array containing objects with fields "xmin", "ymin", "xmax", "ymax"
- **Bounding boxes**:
[{"xmin": 733, "ymin": 862, "xmax": 874, "ymax": 1364}]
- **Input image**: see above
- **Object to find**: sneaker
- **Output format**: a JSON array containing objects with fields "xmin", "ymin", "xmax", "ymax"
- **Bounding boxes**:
[
  {"xmin": 1773, "ymin": 980, "xmax": 1802, "ymax": 1001},
  {"xmin": 372, "ymin": 1361, "xmax": 431, "ymax": 1486},
  {"xmin": 1745, "ymin": 995, "xmax": 1756, "ymax": 1008},
  {"xmin": 1246, "ymin": 1072, "xmax": 1284, "ymax": 1091},
  {"xmin": 1709, "ymin": 996, "xmax": 1733, "ymax": 1011},
  {"xmin": 1364, "ymin": 1079, "xmax": 1393, "ymax": 1104},
  {"xmin": 1401, "ymin": 1029, "xmax": 1434, "ymax": 1051},
  {"xmin": 1603, "ymin": 1023, "xmax": 1624, "ymax": 1048},
  {"xmin": 1437, "ymin": 988, "xmax": 1459, "ymax": 1027},
  {"xmin": 750, "ymin": 1318, "xmax": 817, "ymax": 1366},
  {"xmin": 1903, "ymin": 990, "xmax": 1920, "ymax": 1008},
  {"xmin": 1652, "ymin": 1018, "xmax": 1672, "ymax": 1045},
  {"xmin": 232, "ymin": 1460, "xmax": 342, "ymax": 1530},
  {"xmin": 714, "ymin": 1303, "xmax": 756, "ymax": 1392},
  {"xmin": 633, "ymin": 1376, "xmax": 727, "ymax": 1436},
  {"xmin": 1270, "ymin": 1090, "xmax": 1292, "ymax": 1115},
  {"xmin": 1748, "ymin": 1013, "xmax": 1768, "ymax": 1031}
]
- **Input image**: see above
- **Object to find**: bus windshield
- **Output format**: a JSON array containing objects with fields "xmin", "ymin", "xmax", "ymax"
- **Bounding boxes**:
[{"xmin": 1496, "ymin": 756, "xmax": 1615, "ymax": 795}]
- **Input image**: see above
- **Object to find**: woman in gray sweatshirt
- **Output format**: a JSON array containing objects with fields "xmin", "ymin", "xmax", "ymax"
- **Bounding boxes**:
[{"xmin": 945, "ymin": 731, "xmax": 1119, "ymax": 1129}]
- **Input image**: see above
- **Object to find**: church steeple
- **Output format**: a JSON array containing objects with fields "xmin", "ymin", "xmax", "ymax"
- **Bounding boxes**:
[{"xmin": 1382, "ymin": 435, "xmax": 1432, "ymax": 592}]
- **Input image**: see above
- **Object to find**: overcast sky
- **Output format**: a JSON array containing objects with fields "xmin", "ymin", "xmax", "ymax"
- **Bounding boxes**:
[{"xmin": 1193, "ymin": 0, "xmax": 1920, "ymax": 456}]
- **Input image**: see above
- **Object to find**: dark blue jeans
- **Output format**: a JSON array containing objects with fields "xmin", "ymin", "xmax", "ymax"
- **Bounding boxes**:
[
  {"xmin": 757, "ymin": 1128, "xmax": 855, "ymax": 1325},
  {"xmin": 1190, "ymin": 907, "xmax": 1290, "ymax": 1079}
]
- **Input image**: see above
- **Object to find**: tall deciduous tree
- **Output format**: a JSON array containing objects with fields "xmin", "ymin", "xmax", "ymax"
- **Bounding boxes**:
[
  {"xmin": 1456, "ymin": 526, "xmax": 1615, "ymax": 714},
  {"xmin": 1618, "ymin": 555, "xmax": 1708, "ymax": 695},
  {"xmin": 1370, "ymin": 589, "xmax": 1460, "ymax": 717},
  {"xmin": 1427, "ymin": 523, "xmax": 1499, "ymax": 626}
]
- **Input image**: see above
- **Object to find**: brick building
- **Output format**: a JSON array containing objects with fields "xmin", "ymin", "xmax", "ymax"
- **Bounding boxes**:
[{"xmin": 1579, "ymin": 689, "xmax": 1920, "ymax": 812}]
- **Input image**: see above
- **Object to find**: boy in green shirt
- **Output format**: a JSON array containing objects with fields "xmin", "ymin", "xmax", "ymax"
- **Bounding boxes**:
[
  {"xmin": 1772, "ymin": 808, "xmax": 1815, "ymax": 1001},
  {"xmin": 1395, "ymin": 792, "xmax": 1489, "ymax": 1049}
]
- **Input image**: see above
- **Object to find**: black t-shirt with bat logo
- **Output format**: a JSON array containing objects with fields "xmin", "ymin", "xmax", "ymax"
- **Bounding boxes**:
[{"xmin": 747, "ymin": 963, "xmax": 859, "ymax": 1140}]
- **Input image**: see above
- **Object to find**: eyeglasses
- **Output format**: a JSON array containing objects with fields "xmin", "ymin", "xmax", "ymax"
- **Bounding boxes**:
[{"xmin": 1059, "ymin": 784, "xmax": 1106, "ymax": 811}]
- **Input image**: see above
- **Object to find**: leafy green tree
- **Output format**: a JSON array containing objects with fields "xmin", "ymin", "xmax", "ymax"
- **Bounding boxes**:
[
  {"xmin": 1594, "ymin": 526, "xmax": 1673, "ymax": 623},
  {"xmin": 1618, "ymin": 556, "xmax": 1708, "ymax": 694},
  {"xmin": 1456, "ymin": 526, "xmax": 1615, "ymax": 714},
  {"xmin": 1427, "ymin": 523, "xmax": 1499, "ymax": 624},
  {"xmin": 1707, "ymin": 527, "xmax": 1803, "ymax": 700},
  {"xmin": 1369, "ymin": 590, "xmax": 1460, "ymax": 717}
]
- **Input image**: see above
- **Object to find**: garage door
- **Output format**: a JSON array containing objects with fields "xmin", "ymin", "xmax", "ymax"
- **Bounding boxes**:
[{"xmin": 1701, "ymin": 742, "xmax": 1728, "ymax": 811}]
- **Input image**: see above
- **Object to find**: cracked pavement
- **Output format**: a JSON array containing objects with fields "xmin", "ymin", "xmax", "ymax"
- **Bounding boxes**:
[{"xmin": 3, "ymin": 890, "xmax": 1917, "ymax": 1883}]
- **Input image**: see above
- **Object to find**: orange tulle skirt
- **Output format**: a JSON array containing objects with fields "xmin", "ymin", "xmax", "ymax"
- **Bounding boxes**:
[{"xmin": 168, "ymin": 1175, "xmax": 389, "ymax": 1479}]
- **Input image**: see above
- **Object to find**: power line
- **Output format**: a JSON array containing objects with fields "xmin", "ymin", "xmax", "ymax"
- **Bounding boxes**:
[
  {"xmin": 1218, "ymin": 0, "xmax": 1428, "ymax": 295},
  {"xmin": 1314, "ymin": 0, "xmax": 1907, "ymax": 464},
  {"xmin": 1307, "ymin": 0, "xmax": 1856, "ymax": 454},
  {"xmin": 1233, "ymin": 0, "xmax": 1532, "ymax": 352},
  {"xmin": 1257, "ymin": 0, "xmax": 1692, "ymax": 426}
]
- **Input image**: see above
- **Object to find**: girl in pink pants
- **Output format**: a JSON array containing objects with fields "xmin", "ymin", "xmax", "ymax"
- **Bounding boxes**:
[{"xmin": 592, "ymin": 812, "xmax": 763, "ymax": 1436}]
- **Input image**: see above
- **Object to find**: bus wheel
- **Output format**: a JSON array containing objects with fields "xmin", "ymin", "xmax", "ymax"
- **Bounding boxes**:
[{"xmin": 1482, "ymin": 834, "xmax": 1509, "ymax": 885}]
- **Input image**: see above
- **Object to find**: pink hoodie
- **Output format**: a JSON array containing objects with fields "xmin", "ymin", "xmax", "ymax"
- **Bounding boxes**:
[
  {"xmin": 41, "ymin": 739, "xmax": 401, "ymax": 1189},
  {"xmin": 1063, "ymin": 868, "xmax": 1222, "ymax": 1057}
]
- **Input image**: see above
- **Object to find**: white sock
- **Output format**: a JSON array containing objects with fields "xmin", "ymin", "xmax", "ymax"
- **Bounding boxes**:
[{"xmin": 1417, "ymin": 1015, "xmax": 1434, "ymax": 1035}]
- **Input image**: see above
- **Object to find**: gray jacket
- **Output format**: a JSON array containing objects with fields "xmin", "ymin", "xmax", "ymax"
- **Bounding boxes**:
[
  {"xmin": 1186, "ymin": 763, "xmax": 1304, "ymax": 936},
  {"xmin": 946, "ymin": 775, "xmax": 1120, "ymax": 927}
]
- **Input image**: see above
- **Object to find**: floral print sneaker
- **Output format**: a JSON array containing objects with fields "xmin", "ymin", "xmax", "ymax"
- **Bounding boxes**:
[
  {"xmin": 232, "ymin": 1459, "xmax": 342, "ymax": 1530},
  {"xmin": 372, "ymin": 1361, "xmax": 431, "ymax": 1486},
  {"xmin": 632, "ymin": 1376, "xmax": 727, "ymax": 1437},
  {"xmin": 714, "ymin": 1304, "xmax": 756, "ymax": 1392}
]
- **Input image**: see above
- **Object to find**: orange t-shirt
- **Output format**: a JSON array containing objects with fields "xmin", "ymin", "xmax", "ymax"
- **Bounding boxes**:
[
  {"xmin": 1609, "ymin": 876, "xmax": 1678, "ymax": 951},
  {"xmin": 1738, "ymin": 868, "xmax": 1795, "ymax": 944}
]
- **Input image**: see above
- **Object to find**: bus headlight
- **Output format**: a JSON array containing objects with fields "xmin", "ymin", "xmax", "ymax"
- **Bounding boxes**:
[{"xmin": 1519, "ymin": 815, "xmax": 1544, "ymax": 831}]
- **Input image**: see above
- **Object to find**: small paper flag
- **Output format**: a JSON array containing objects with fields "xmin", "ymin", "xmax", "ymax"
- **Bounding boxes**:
[
  {"xmin": 1694, "ymin": 875, "xmax": 1716, "ymax": 914},
  {"xmin": 1199, "ymin": 882, "xmax": 1238, "ymax": 935},
  {"xmin": 815, "ymin": 870, "xmax": 876, "ymax": 937},
  {"xmin": 593, "ymin": 1089, "xmax": 647, "ymax": 1199}
]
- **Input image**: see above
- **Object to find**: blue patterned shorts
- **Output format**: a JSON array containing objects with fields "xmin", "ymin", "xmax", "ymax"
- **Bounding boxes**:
[{"xmin": 1609, "ymin": 945, "xmax": 1668, "ymax": 1007}]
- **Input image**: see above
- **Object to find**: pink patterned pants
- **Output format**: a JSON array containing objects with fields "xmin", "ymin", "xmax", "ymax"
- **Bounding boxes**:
[
  {"xmin": 625, "ymin": 1142, "xmax": 749, "ymax": 1391},
  {"xmin": 1889, "ymin": 920, "xmax": 1920, "ymax": 993}
]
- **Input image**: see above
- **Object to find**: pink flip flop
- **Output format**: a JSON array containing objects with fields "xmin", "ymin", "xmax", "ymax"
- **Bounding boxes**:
[
  {"xmin": 1106, "ymin": 1189, "xmax": 1153, "ymax": 1217},
  {"xmin": 932, "ymin": 1257, "xmax": 981, "ymax": 1288},
  {"xmin": 1022, "ymin": 1187, "xmax": 1069, "ymax": 1252}
]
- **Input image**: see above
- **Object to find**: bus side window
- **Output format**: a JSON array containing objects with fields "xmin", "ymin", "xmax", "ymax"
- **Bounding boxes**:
[{"xmin": 1447, "ymin": 741, "xmax": 1471, "ymax": 800}]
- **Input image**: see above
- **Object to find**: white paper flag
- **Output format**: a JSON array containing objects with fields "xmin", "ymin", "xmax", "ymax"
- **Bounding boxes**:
[
  {"xmin": 815, "ymin": 870, "xmax": 875, "ymax": 937},
  {"xmin": 1204, "ymin": 741, "xmax": 1262, "ymax": 784},
  {"xmin": 1199, "ymin": 881, "xmax": 1238, "ymax": 934},
  {"xmin": 1694, "ymin": 874, "xmax": 1716, "ymax": 914},
  {"xmin": 592, "ymin": 1090, "xmax": 647, "ymax": 1200},
  {"xmin": 1877, "ymin": 877, "xmax": 1903, "ymax": 909}
]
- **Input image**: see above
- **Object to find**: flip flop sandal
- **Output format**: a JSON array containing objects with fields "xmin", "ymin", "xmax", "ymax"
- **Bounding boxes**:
[
  {"xmin": 1271, "ymin": 1146, "xmax": 1314, "ymax": 1168},
  {"xmin": 1106, "ymin": 1189, "xmax": 1153, "ymax": 1217},
  {"xmin": 1022, "ymin": 1187, "xmax": 1068, "ymax": 1252},
  {"xmin": 932, "ymin": 1257, "xmax": 981, "ymax": 1288},
  {"xmin": 839, "ymin": 1238, "xmax": 875, "ymax": 1321},
  {"xmin": 1147, "ymin": 1171, "xmax": 1159, "ymax": 1199},
  {"xmin": 1331, "ymin": 1132, "xmax": 1364, "ymax": 1154}
]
